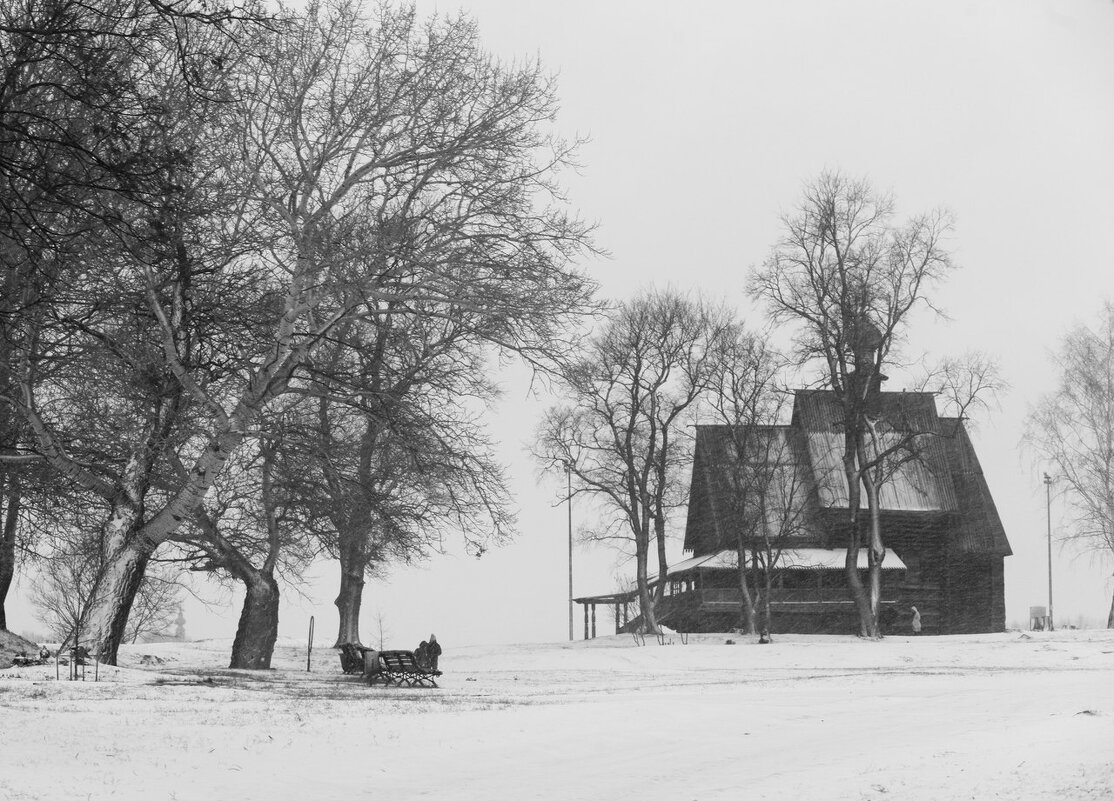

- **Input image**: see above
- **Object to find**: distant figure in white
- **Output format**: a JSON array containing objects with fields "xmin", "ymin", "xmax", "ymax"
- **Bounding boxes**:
[{"xmin": 911, "ymin": 606, "xmax": 922, "ymax": 635}]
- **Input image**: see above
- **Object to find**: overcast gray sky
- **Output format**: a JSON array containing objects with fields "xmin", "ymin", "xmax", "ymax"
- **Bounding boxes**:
[
  {"xmin": 386, "ymin": 0, "xmax": 1114, "ymax": 645},
  {"xmin": 12, "ymin": 0, "xmax": 1114, "ymax": 647}
]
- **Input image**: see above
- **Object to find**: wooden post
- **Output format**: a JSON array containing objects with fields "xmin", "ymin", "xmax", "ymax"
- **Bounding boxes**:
[
  {"xmin": 583, "ymin": 603, "xmax": 589, "ymax": 640},
  {"xmin": 567, "ymin": 463, "xmax": 574, "ymax": 642},
  {"xmin": 591, "ymin": 604, "xmax": 597, "ymax": 638},
  {"xmin": 614, "ymin": 602, "xmax": 620, "ymax": 634},
  {"xmin": 307, "ymin": 615, "xmax": 315, "ymax": 672}
]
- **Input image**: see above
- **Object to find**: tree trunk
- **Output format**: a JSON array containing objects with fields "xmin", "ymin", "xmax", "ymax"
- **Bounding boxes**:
[
  {"xmin": 1107, "ymin": 583, "xmax": 1114, "ymax": 629},
  {"xmin": 333, "ymin": 539, "xmax": 366, "ymax": 647},
  {"xmin": 229, "ymin": 570, "xmax": 280, "ymax": 669},
  {"xmin": 654, "ymin": 513, "xmax": 669, "ymax": 598},
  {"xmin": 842, "ymin": 442, "xmax": 875, "ymax": 637},
  {"xmin": 0, "ymin": 254, "xmax": 17, "ymax": 632},
  {"xmin": 735, "ymin": 563, "xmax": 753, "ymax": 632},
  {"xmin": 860, "ymin": 460, "xmax": 885, "ymax": 637},
  {"xmin": 0, "ymin": 472, "xmax": 19, "ymax": 631},
  {"xmin": 735, "ymin": 538, "xmax": 756, "ymax": 635},
  {"xmin": 88, "ymin": 537, "xmax": 151, "ymax": 665},
  {"xmin": 635, "ymin": 534, "xmax": 659, "ymax": 634},
  {"xmin": 761, "ymin": 554, "xmax": 773, "ymax": 638}
]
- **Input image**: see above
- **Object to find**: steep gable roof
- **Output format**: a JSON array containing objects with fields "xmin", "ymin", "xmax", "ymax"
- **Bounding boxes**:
[
  {"xmin": 683, "ymin": 424, "xmax": 821, "ymax": 554},
  {"xmin": 684, "ymin": 391, "xmax": 1011, "ymax": 558},
  {"xmin": 940, "ymin": 417, "xmax": 1012, "ymax": 556}
]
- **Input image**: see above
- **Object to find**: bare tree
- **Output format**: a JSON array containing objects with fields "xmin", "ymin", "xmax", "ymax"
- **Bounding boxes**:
[
  {"xmin": 705, "ymin": 347, "xmax": 814, "ymax": 639},
  {"xmin": 701, "ymin": 331, "xmax": 788, "ymax": 634},
  {"xmin": 371, "ymin": 609, "xmax": 390, "ymax": 650},
  {"xmin": 535, "ymin": 291, "xmax": 732, "ymax": 634},
  {"xmin": 5, "ymin": 0, "xmax": 594, "ymax": 664},
  {"xmin": 296, "ymin": 305, "xmax": 515, "ymax": 648},
  {"xmin": 0, "ymin": 1, "xmax": 272, "ymax": 663},
  {"xmin": 32, "ymin": 538, "xmax": 183, "ymax": 646},
  {"xmin": 123, "ymin": 567, "xmax": 182, "ymax": 644},
  {"xmin": 1025, "ymin": 302, "xmax": 1114, "ymax": 628},
  {"xmin": 0, "ymin": 0, "xmax": 254, "ymax": 633},
  {"xmin": 750, "ymin": 172, "xmax": 962, "ymax": 637},
  {"xmin": 177, "ymin": 422, "xmax": 320, "ymax": 669}
]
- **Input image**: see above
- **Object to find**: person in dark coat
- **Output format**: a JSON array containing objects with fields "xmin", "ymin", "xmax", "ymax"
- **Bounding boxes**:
[
  {"xmin": 415, "ymin": 640, "xmax": 430, "ymax": 667},
  {"xmin": 427, "ymin": 633, "xmax": 442, "ymax": 670}
]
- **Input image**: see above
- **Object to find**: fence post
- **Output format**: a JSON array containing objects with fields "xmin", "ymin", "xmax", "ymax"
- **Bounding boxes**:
[{"xmin": 306, "ymin": 616, "xmax": 315, "ymax": 672}]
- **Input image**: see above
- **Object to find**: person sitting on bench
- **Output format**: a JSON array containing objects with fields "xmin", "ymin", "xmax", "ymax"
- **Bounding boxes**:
[{"xmin": 363, "ymin": 647, "xmax": 381, "ymax": 679}]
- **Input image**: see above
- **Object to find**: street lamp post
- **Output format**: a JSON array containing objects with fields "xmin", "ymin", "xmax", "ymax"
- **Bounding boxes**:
[
  {"xmin": 567, "ymin": 461, "xmax": 574, "ymax": 642},
  {"xmin": 1044, "ymin": 472, "xmax": 1054, "ymax": 632}
]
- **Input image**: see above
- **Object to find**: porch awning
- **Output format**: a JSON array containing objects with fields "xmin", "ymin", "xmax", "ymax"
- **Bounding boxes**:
[
  {"xmin": 667, "ymin": 551, "xmax": 732, "ymax": 575},
  {"xmin": 667, "ymin": 548, "xmax": 907, "ymax": 574},
  {"xmin": 572, "ymin": 589, "xmax": 639, "ymax": 605}
]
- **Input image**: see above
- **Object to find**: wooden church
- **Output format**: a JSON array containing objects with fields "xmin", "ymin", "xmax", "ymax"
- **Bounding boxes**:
[{"xmin": 659, "ymin": 389, "xmax": 1011, "ymax": 635}]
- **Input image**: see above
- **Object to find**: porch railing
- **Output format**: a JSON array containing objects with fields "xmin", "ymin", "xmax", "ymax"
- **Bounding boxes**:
[{"xmin": 664, "ymin": 587, "xmax": 897, "ymax": 607}]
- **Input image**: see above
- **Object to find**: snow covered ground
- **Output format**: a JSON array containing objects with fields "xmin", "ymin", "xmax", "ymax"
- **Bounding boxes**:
[{"xmin": 1, "ymin": 630, "xmax": 1111, "ymax": 801}]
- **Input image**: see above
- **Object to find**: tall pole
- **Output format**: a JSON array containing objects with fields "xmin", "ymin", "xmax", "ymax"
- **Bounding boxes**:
[
  {"xmin": 1044, "ymin": 473, "xmax": 1054, "ymax": 632},
  {"xmin": 567, "ymin": 462, "xmax": 574, "ymax": 641}
]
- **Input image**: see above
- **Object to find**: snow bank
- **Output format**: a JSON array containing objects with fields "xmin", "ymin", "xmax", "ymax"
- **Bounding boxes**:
[
  {"xmin": 1, "ymin": 630, "xmax": 1112, "ymax": 800},
  {"xmin": 0, "ymin": 629, "xmax": 38, "ymax": 668}
]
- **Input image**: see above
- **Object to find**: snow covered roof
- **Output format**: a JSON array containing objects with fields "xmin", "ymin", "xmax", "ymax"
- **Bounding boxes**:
[
  {"xmin": 668, "ymin": 548, "xmax": 907, "ymax": 574},
  {"xmin": 780, "ymin": 548, "xmax": 907, "ymax": 571},
  {"xmin": 578, "ymin": 548, "xmax": 908, "ymax": 603},
  {"xmin": 668, "ymin": 552, "xmax": 739, "ymax": 574}
]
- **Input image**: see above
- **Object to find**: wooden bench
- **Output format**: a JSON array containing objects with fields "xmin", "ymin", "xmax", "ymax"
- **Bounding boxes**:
[{"xmin": 365, "ymin": 649, "xmax": 441, "ymax": 688}]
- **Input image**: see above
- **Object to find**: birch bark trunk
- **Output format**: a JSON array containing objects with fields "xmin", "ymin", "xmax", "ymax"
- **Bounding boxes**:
[
  {"xmin": 842, "ymin": 434, "xmax": 875, "ymax": 637},
  {"xmin": 89, "ymin": 531, "xmax": 151, "ymax": 664},
  {"xmin": 860, "ymin": 459, "xmax": 885, "ymax": 636}
]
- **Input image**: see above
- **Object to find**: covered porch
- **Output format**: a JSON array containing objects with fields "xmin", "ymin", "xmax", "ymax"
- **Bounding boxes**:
[
  {"xmin": 662, "ymin": 548, "xmax": 908, "ymax": 605},
  {"xmin": 575, "ymin": 548, "xmax": 908, "ymax": 638},
  {"xmin": 571, "ymin": 589, "xmax": 640, "ymax": 639},
  {"xmin": 658, "ymin": 548, "xmax": 908, "ymax": 633}
]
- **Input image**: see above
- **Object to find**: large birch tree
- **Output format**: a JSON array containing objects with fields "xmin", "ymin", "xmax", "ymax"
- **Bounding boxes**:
[{"xmin": 1025, "ymin": 302, "xmax": 1114, "ymax": 628}]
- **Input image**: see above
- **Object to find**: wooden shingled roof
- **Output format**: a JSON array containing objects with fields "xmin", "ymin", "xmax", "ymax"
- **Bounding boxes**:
[
  {"xmin": 940, "ymin": 418, "xmax": 1012, "ymax": 556},
  {"xmin": 684, "ymin": 390, "xmax": 1010, "ymax": 557},
  {"xmin": 682, "ymin": 424, "xmax": 822, "ymax": 554},
  {"xmin": 792, "ymin": 390, "xmax": 958, "ymax": 512}
]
